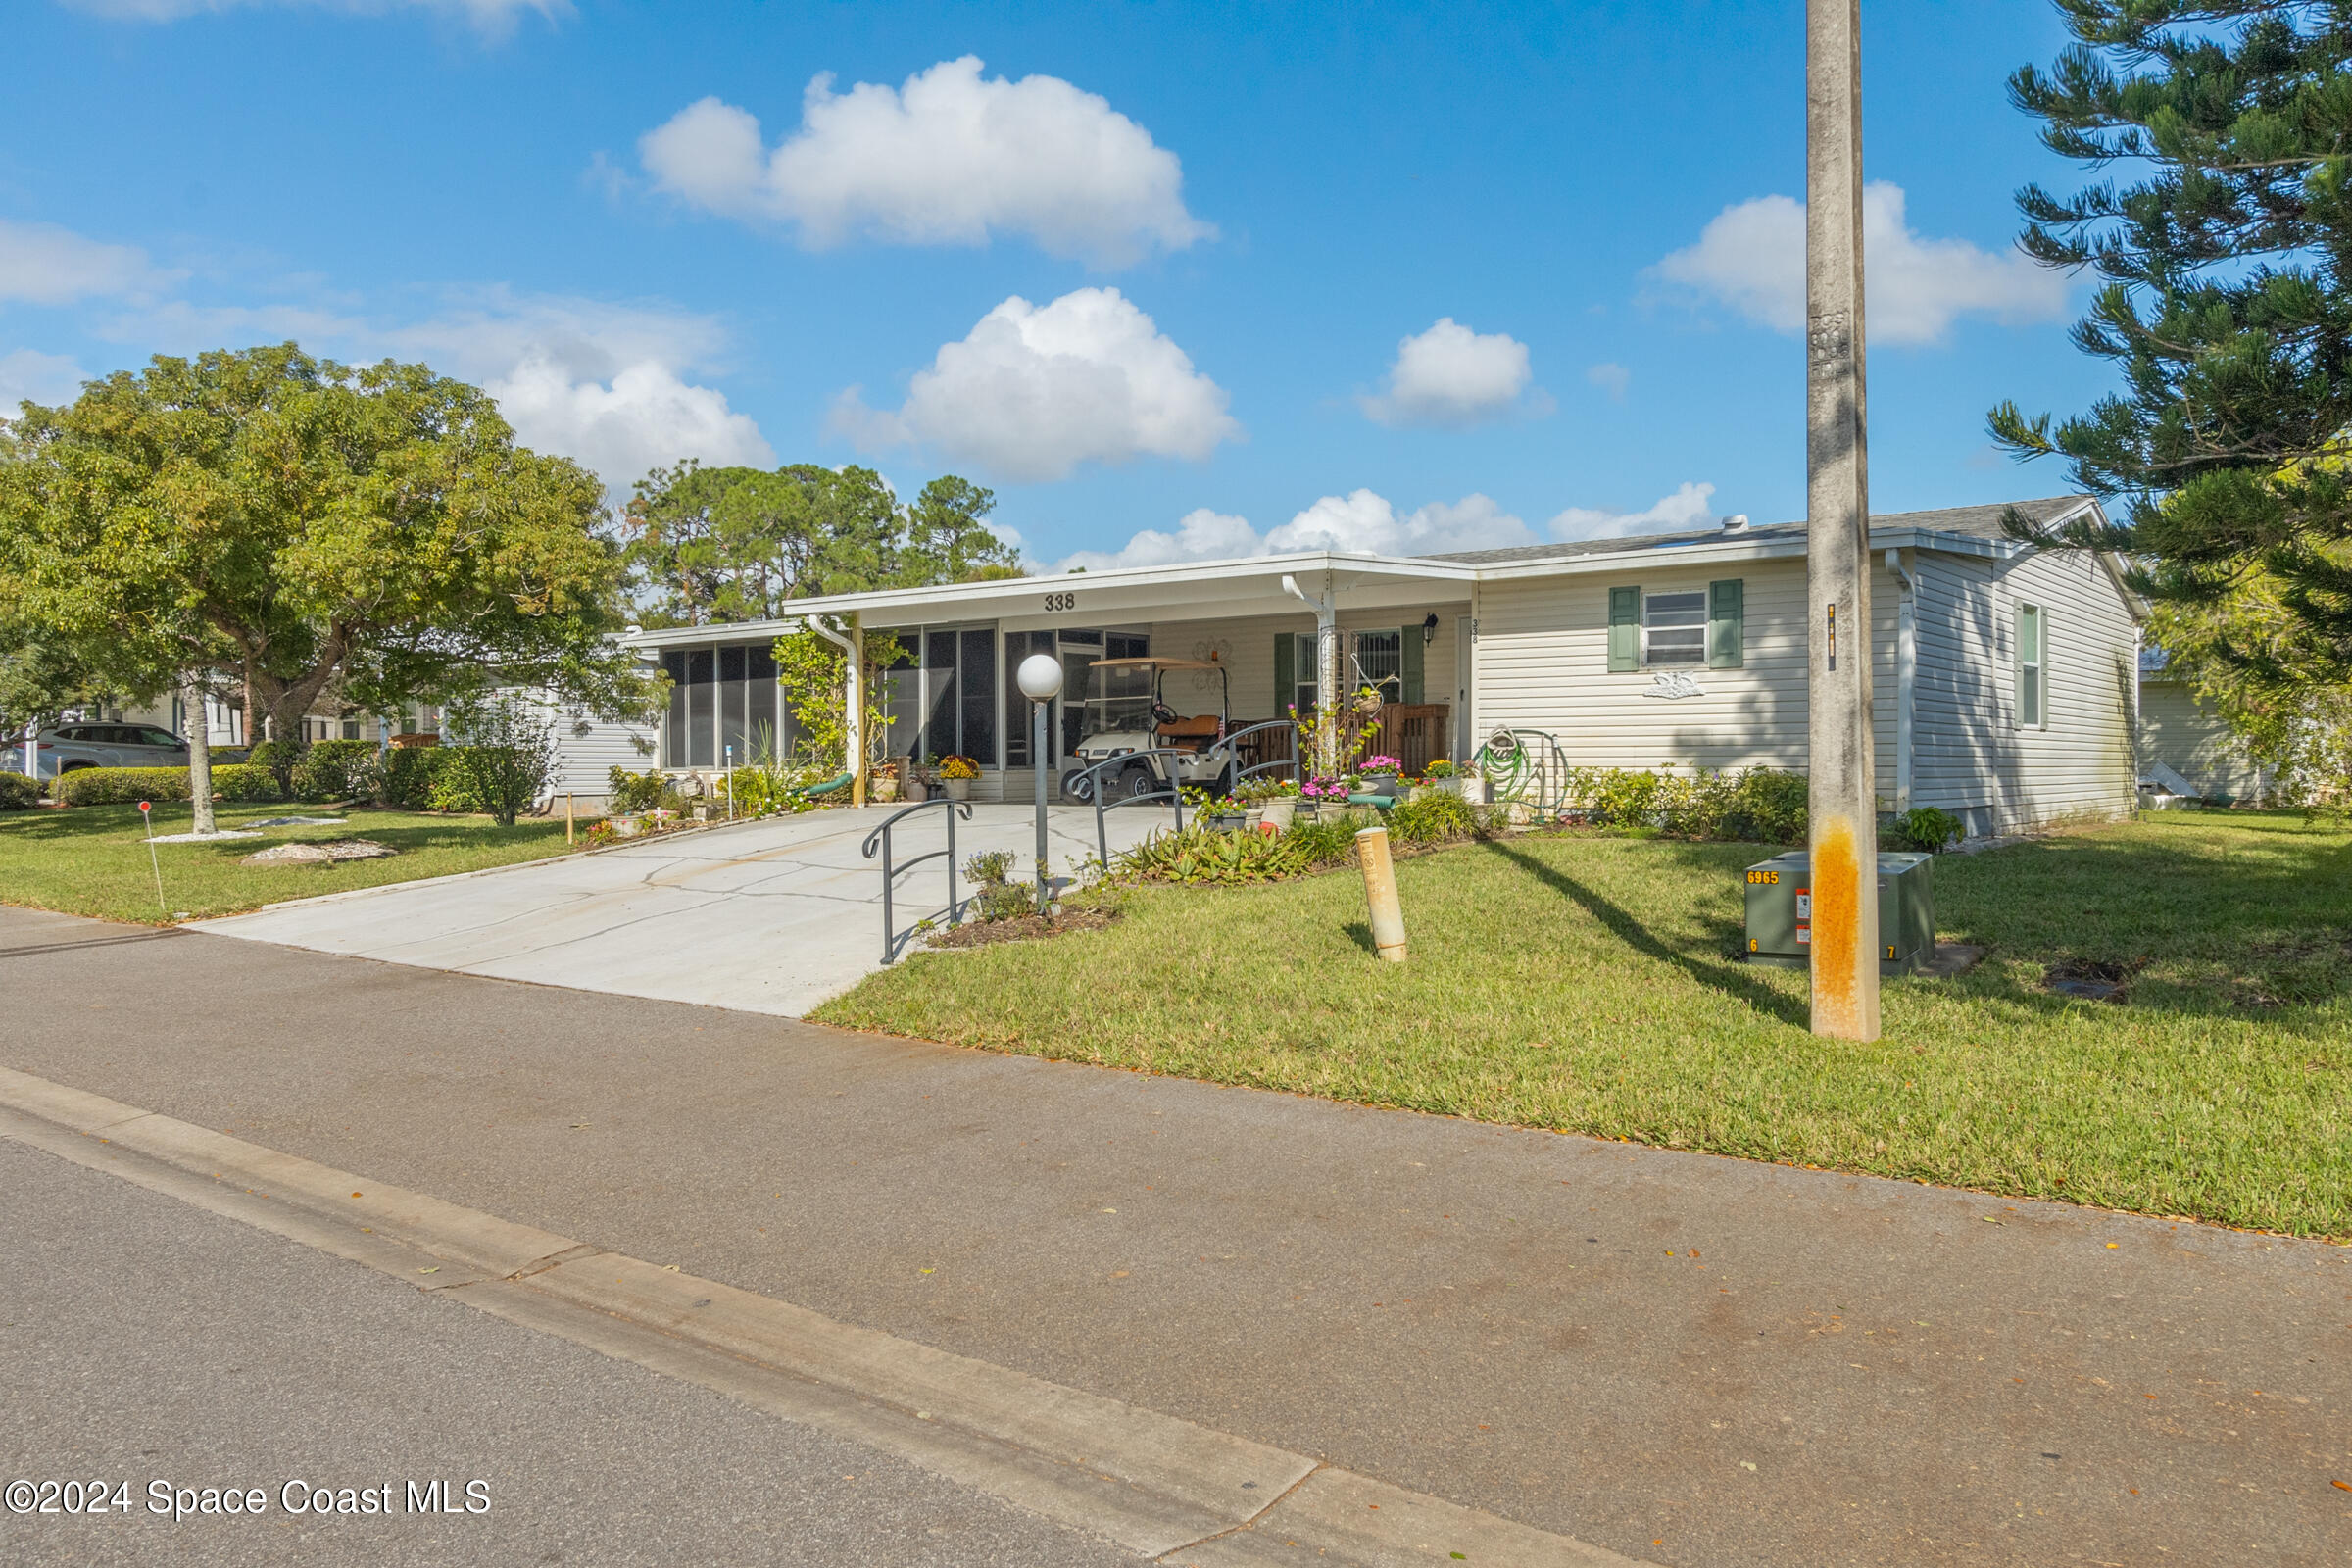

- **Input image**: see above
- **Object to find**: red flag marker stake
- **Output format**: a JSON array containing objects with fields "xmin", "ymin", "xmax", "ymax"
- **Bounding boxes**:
[{"xmin": 139, "ymin": 800, "xmax": 167, "ymax": 915}]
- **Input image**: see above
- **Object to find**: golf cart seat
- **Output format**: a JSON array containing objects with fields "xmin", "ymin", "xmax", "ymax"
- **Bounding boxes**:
[{"xmin": 1156, "ymin": 714, "xmax": 1221, "ymax": 753}]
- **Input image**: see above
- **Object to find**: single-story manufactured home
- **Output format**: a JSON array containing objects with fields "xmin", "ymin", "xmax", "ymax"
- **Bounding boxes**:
[{"xmin": 617, "ymin": 495, "xmax": 2147, "ymax": 840}]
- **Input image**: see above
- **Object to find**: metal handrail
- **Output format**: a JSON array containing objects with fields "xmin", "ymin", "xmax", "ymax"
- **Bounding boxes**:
[
  {"xmin": 860, "ymin": 797, "xmax": 975, "ymax": 963},
  {"xmin": 1067, "ymin": 747, "xmax": 1190, "ymax": 869},
  {"xmin": 1222, "ymin": 718, "xmax": 1300, "ymax": 787}
]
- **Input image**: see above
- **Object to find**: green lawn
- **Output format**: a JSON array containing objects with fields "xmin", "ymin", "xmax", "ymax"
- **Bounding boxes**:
[
  {"xmin": 0, "ymin": 801, "xmax": 575, "ymax": 924},
  {"xmin": 816, "ymin": 812, "xmax": 2352, "ymax": 1238}
]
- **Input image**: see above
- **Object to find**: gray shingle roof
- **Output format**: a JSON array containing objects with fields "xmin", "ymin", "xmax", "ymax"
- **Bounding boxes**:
[{"xmin": 1420, "ymin": 495, "xmax": 2096, "ymax": 566}]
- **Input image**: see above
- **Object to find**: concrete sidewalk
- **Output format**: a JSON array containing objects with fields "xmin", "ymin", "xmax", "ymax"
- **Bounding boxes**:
[
  {"xmin": 3, "ymin": 906, "xmax": 2345, "ymax": 1567},
  {"xmin": 189, "ymin": 803, "xmax": 1167, "ymax": 1016}
]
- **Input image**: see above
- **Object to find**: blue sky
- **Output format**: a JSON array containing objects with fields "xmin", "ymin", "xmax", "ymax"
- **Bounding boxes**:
[{"xmin": 1, "ymin": 0, "xmax": 2113, "ymax": 568}]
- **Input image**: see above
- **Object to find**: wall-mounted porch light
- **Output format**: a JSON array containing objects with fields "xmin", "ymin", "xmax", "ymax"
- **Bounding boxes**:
[{"xmin": 1422, "ymin": 612, "xmax": 1440, "ymax": 645}]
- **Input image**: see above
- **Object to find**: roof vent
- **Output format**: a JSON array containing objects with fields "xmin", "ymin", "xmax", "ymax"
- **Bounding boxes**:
[{"xmin": 1721, "ymin": 514, "xmax": 1750, "ymax": 533}]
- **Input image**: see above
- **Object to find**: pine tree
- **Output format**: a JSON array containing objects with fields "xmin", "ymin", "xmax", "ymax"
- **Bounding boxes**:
[{"xmin": 1989, "ymin": 2, "xmax": 2352, "ymax": 676}]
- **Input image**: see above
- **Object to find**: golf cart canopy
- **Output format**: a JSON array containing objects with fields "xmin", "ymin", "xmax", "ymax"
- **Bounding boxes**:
[{"xmin": 1086, "ymin": 657, "xmax": 1225, "ymax": 671}]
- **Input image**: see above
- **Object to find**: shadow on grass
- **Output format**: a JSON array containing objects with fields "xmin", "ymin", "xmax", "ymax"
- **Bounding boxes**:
[{"xmin": 1476, "ymin": 838, "xmax": 1809, "ymax": 1028}]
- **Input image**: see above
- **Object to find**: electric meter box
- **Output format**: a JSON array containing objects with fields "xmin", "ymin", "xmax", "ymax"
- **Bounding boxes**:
[{"xmin": 1743, "ymin": 851, "xmax": 1935, "ymax": 974}]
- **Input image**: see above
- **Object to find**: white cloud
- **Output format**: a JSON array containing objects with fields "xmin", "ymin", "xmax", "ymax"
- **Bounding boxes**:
[
  {"xmin": 60, "ymin": 0, "xmax": 567, "ymax": 36},
  {"xmin": 110, "ymin": 285, "xmax": 769, "ymax": 494},
  {"xmin": 1358, "ymin": 318, "xmax": 1536, "ymax": 428},
  {"xmin": 1547, "ymin": 481, "xmax": 1719, "ymax": 542},
  {"xmin": 485, "ymin": 356, "xmax": 771, "ymax": 487},
  {"xmin": 1586, "ymin": 362, "xmax": 1629, "ymax": 401},
  {"xmin": 0, "ymin": 219, "xmax": 172, "ymax": 305},
  {"xmin": 639, "ymin": 57, "xmax": 1213, "ymax": 268},
  {"xmin": 1652, "ymin": 181, "xmax": 2069, "ymax": 346},
  {"xmin": 1054, "ymin": 507, "xmax": 1262, "ymax": 573},
  {"xmin": 0, "ymin": 349, "xmax": 87, "ymax": 415},
  {"xmin": 1270, "ymin": 490, "xmax": 1536, "ymax": 554},
  {"xmin": 1054, "ymin": 491, "xmax": 1532, "ymax": 572},
  {"xmin": 833, "ymin": 286, "xmax": 1239, "ymax": 483}
]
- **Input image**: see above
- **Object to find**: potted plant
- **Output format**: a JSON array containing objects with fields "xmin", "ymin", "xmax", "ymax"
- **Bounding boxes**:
[
  {"xmin": 1419, "ymin": 759, "xmax": 1465, "ymax": 799},
  {"xmin": 1360, "ymin": 754, "xmax": 1404, "ymax": 793},
  {"xmin": 1243, "ymin": 776, "xmax": 1298, "ymax": 831},
  {"xmin": 939, "ymin": 754, "xmax": 980, "ymax": 802},
  {"xmin": 1204, "ymin": 794, "xmax": 1248, "ymax": 832},
  {"xmin": 869, "ymin": 760, "xmax": 901, "ymax": 804}
]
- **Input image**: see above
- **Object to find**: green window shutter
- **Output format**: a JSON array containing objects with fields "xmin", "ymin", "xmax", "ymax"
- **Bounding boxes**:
[
  {"xmin": 1708, "ymin": 579, "xmax": 1744, "ymax": 669},
  {"xmin": 1400, "ymin": 622, "xmax": 1425, "ymax": 704},
  {"xmin": 1607, "ymin": 586, "xmax": 1641, "ymax": 672},
  {"xmin": 1274, "ymin": 632, "xmax": 1296, "ymax": 713}
]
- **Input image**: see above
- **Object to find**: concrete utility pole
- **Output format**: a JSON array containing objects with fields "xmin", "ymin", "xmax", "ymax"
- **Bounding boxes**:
[{"xmin": 1805, "ymin": 0, "xmax": 1881, "ymax": 1040}]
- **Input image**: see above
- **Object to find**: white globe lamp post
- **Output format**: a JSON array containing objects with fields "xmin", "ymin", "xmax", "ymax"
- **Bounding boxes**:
[{"xmin": 1016, "ymin": 653, "xmax": 1065, "ymax": 914}]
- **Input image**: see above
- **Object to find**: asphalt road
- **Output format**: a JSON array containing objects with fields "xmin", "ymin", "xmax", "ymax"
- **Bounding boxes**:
[
  {"xmin": 2, "ymin": 906, "xmax": 2347, "ymax": 1567},
  {"xmin": 0, "ymin": 1136, "xmax": 1136, "ymax": 1568}
]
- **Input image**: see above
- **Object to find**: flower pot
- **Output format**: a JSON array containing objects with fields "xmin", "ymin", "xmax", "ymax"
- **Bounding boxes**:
[
  {"xmin": 870, "ymin": 774, "xmax": 900, "ymax": 804},
  {"xmin": 943, "ymin": 777, "xmax": 972, "ymax": 803},
  {"xmin": 904, "ymin": 777, "xmax": 929, "ymax": 803},
  {"xmin": 1426, "ymin": 775, "xmax": 1465, "ymax": 799},
  {"xmin": 1207, "ymin": 811, "xmax": 1247, "ymax": 832},
  {"xmin": 1259, "ymin": 796, "xmax": 1297, "ymax": 831}
]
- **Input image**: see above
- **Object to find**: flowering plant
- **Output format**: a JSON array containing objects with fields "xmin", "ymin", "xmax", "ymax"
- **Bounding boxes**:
[
  {"xmin": 1361, "ymin": 755, "xmax": 1404, "ymax": 774},
  {"xmin": 1423, "ymin": 760, "xmax": 1459, "ymax": 778},
  {"xmin": 1300, "ymin": 776, "xmax": 1350, "ymax": 799},
  {"xmin": 938, "ymin": 755, "xmax": 981, "ymax": 781}
]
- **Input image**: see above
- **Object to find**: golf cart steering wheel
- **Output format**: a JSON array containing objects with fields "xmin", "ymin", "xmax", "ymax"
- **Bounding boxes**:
[{"xmin": 1150, "ymin": 700, "xmax": 1180, "ymax": 728}]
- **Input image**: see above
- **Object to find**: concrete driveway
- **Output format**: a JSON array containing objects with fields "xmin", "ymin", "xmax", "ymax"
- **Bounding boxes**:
[{"xmin": 191, "ymin": 803, "xmax": 1170, "ymax": 1016}]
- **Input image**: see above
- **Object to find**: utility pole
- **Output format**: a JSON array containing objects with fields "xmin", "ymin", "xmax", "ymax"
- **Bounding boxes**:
[{"xmin": 1805, "ymin": 0, "xmax": 1880, "ymax": 1040}]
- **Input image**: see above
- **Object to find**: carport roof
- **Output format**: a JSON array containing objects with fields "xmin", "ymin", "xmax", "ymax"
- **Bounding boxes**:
[{"xmin": 625, "ymin": 495, "xmax": 2103, "ymax": 649}]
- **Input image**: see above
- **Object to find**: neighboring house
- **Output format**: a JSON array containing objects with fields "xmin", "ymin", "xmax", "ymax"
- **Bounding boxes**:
[
  {"xmin": 609, "ymin": 495, "xmax": 2145, "ymax": 841},
  {"xmin": 2135, "ymin": 647, "xmax": 2271, "ymax": 804}
]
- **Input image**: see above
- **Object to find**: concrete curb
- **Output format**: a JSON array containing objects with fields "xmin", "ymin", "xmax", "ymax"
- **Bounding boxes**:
[{"xmin": 0, "ymin": 1064, "xmax": 1649, "ymax": 1567}]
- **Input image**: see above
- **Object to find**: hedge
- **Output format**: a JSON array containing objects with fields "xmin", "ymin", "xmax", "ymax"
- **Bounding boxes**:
[
  {"xmin": 52, "ymin": 764, "xmax": 279, "ymax": 807},
  {"xmin": 0, "ymin": 770, "xmax": 41, "ymax": 809},
  {"xmin": 379, "ymin": 746, "xmax": 510, "ymax": 813},
  {"xmin": 289, "ymin": 739, "xmax": 381, "ymax": 802}
]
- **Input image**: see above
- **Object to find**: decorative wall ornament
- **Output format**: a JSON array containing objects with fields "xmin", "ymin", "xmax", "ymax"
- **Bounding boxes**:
[{"xmin": 1642, "ymin": 671, "xmax": 1708, "ymax": 700}]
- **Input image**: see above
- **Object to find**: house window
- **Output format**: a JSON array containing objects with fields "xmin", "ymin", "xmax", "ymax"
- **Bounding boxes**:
[
  {"xmin": 1643, "ymin": 591, "xmax": 1708, "ymax": 665},
  {"xmin": 1350, "ymin": 629, "xmax": 1404, "ymax": 701},
  {"xmin": 2017, "ymin": 603, "xmax": 2046, "ymax": 727}
]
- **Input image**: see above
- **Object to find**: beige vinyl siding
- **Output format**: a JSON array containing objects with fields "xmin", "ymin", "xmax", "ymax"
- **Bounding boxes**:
[
  {"xmin": 1906, "ymin": 548, "xmax": 2137, "ymax": 833},
  {"xmin": 1473, "ymin": 558, "xmax": 1815, "ymax": 774},
  {"xmin": 1990, "ymin": 549, "xmax": 2138, "ymax": 830},
  {"xmin": 2138, "ymin": 678, "xmax": 2268, "ymax": 802},
  {"xmin": 1470, "ymin": 545, "xmax": 2137, "ymax": 835},
  {"xmin": 1908, "ymin": 552, "xmax": 2005, "ymax": 827}
]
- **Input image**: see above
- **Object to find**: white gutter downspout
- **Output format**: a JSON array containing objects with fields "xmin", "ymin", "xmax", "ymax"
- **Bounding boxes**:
[
  {"xmin": 811, "ymin": 612, "xmax": 865, "ymax": 807},
  {"xmin": 1885, "ymin": 548, "xmax": 1917, "ymax": 813},
  {"xmin": 1281, "ymin": 570, "xmax": 1341, "ymax": 775}
]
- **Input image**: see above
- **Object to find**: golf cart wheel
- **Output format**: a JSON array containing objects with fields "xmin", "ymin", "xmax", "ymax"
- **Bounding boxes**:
[
  {"xmin": 1059, "ymin": 769, "xmax": 1095, "ymax": 805},
  {"xmin": 1118, "ymin": 763, "xmax": 1158, "ymax": 800}
]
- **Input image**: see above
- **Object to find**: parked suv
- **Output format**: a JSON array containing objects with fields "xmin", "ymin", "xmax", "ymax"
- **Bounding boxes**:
[{"xmin": 30, "ymin": 722, "xmax": 189, "ymax": 779}]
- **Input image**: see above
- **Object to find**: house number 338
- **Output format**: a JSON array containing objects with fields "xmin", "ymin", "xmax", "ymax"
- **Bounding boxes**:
[{"xmin": 1043, "ymin": 591, "xmax": 1078, "ymax": 612}]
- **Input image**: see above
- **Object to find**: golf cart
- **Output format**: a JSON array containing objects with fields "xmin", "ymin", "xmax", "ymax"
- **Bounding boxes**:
[{"xmin": 1058, "ymin": 657, "xmax": 1241, "ymax": 804}]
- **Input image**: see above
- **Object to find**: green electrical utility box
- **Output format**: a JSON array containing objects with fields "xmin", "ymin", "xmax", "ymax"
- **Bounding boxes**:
[{"xmin": 1743, "ymin": 851, "xmax": 1935, "ymax": 974}]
